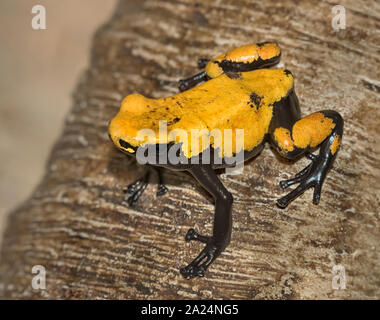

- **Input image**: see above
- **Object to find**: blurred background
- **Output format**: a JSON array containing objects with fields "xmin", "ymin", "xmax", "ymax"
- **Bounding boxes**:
[{"xmin": 0, "ymin": 0, "xmax": 117, "ymax": 247}]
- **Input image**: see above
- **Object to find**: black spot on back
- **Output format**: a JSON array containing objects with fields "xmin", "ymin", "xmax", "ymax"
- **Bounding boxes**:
[
  {"xmin": 249, "ymin": 92, "xmax": 263, "ymax": 109},
  {"xmin": 167, "ymin": 117, "xmax": 181, "ymax": 126}
]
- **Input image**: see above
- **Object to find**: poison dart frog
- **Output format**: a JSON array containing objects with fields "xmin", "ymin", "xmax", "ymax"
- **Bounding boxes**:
[{"xmin": 108, "ymin": 42, "xmax": 343, "ymax": 279}]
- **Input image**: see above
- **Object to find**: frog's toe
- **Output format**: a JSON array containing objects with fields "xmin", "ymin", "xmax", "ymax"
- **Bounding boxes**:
[
  {"xmin": 126, "ymin": 182, "xmax": 148, "ymax": 207},
  {"xmin": 277, "ymin": 178, "xmax": 323, "ymax": 208},
  {"xmin": 156, "ymin": 184, "xmax": 168, "ymax": 197},
  {"xmin": 277, "ymin": 153, "xmax": 328, "ymax": 208},
  {"xmin": 280, "ymin": 175, "xmax": 304, "ymax": 190},
  {"xmin": 312, "ymin": 183, "xmax": 322, "ymax": 205},
  {"xmin": 180, "ymin": 243, "xmax": 220, "ymax": 279},
  {"xmin": 277, "ymin": 182, "xmax": 310, "ymax": 208},
  {"xmin": 280, "ymin": 158, "xmax": 315, "ymax": 190},
  {"xmin": 185, "ymin": 228, "xmax": 210, "ymax": 244},
  {"xmin": 123, "ymin": 169, "xmax": 152, "ymax": 207},
  {"xmin": 124, "ymin": 179, "xmax": 143, "ymax": 195},
  {"xmin": 178, "ymin": 79, "xmax": 188, "ymax": 92},
  {"xmin": 180, "ymin": 265, "xmax": 205, "ymax": 279},
  {"xmin": 276, "ymin": 197, "xmax": 289, "ymax": 209}
]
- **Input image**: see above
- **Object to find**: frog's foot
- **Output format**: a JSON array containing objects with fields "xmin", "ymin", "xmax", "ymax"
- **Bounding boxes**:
[
  {"xmin": 277, "ymin": 153, "xmax": 328, "ymax": 208},
  {"xmin": 125, "ymin": 179, "xmax": 144, "ymax": 195},
  {"xmin": 156, "ymin": 184, "xmax": 168, "ymax": 197},
  {"xmin": 180, "ymin": 239, "xmax": 220, "ymax": 279},
  {"xmin": 124, "ymin": 178, "xmax": 149, "ymax": 207},
  {"xmin": 124, "ymin": 168, "xmax": 169, "ymax": 206}
]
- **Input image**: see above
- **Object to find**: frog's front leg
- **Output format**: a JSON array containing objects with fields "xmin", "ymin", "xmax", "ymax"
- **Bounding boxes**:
[
  {"xmin": 197, "ymin": 58, "xmax": 209, "ymax": 69},
  {"xmin": 124, "ymin": 166, "xmax": 168, "ymax": 207},
  {"xmin": 156, "ymin": 167, "xmax": 169, "ymax": 196},
  {"xmin": 270, "ymin": 110, "xmax": 343, "ymax": 208},
  {"xmin": 178, "ymin": 58, "xmax": 210, "ymax": 91},
  {"xmin": 178, "ymin": 71, "xmax": 209, "ymax": 92},
  {"xmin": 180, "ymin": 165, "xmax": 233, "ymax": 279}
]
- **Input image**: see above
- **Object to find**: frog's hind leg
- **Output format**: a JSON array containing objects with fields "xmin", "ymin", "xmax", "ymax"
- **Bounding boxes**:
[
  {"xmin": 124, "ymin": 166, "xmax": 168, "ymax": 207},
  {"xmin": 180, "ymin": 165, "xmax": 233, "ymax": 279},
  {"xmin": 178, "ymin": 42, "xmax": 282, "ymax": 91},
  {"xmin": 216, "ymin": 42, "xmax": 281, "ymax": 74},
  {"xmin": 270, "ymin": 110, "xmax": 343, "ymax": 208}
]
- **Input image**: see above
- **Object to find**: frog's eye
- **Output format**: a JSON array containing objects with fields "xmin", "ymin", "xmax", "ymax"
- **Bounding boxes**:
[{"xmin": 119, "ymin": 139, "xmax": 135, "ymax": 153}]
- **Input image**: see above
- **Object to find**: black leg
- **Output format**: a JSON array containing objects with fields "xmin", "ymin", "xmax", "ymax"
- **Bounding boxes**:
[
  {"xmin": 197, "ymin": 58, "xmax": 209, "ymax": 69},
  {"xmin": 180, "ymin": 165, "xmax": 233, "ymax": 279},
  {"xmin": 154, "ymin": 167, "xmax": 169, "ymax": 197},
  {"xmin": 124, "ymin": 169, "xmax": 151, "ymax": 207},
  {"xmin": 178, "ymin": 71, "xmax": 208, "ymax": 92},
  {"xmin": 275, "ymin": 111, "xmax": 344, "ymax": 208},
  {"xmin": 124, "ymin": 166, "xmax": 169, "ymax": 207}
]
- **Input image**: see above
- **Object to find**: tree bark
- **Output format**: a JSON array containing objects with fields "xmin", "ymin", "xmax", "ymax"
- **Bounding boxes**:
[{"xmin": 0, "ymin": 0, "xmax": 379, "ymax": 299}]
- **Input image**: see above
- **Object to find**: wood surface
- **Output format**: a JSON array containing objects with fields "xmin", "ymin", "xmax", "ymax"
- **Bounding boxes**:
[{"xmin": 0, "ymin": 0, "xmax": 379, "ymax": 299}]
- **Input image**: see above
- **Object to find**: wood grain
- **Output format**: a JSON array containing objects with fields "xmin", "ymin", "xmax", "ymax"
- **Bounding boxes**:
[{"xmin": 0, "ymin": 0, "xmax": 379, "ymax": 299}]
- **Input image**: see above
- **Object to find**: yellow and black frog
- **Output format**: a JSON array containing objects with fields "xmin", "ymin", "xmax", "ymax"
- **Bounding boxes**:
[{"xmin": 108, "ymin": 42, "xmax": 343, "ymax": 279}]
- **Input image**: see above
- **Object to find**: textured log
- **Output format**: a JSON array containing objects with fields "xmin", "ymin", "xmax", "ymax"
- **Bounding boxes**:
[{"xmin": 0, "ymin": 0, "xmax": 379, "ymax": 299}]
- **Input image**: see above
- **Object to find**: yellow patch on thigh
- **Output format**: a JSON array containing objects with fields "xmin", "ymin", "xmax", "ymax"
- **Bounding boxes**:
[
  {"xmin": 330, "ymin": 134, "xmax": 341, "ymax": 155},
  {"xmin": 293, "ymin": 113, "xmax": 335, "ymax": 149},
  {"xmin": 273, "ymin": 127, "xmax": 294, "ymax": 152}
]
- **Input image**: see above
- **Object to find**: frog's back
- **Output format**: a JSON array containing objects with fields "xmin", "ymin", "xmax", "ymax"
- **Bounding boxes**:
[{"xmin": 109, "ymin": 68, "xmax": 293, "ymax": 157}]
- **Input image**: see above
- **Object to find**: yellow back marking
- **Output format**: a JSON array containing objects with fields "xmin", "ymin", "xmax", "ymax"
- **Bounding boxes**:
[
  {"xmin": 292, "ymin": 113, "xmax": 335, "ymax": 149},
  {"xmin": 109, "ymin": 68, "xmax": 293, "ymax": 158},
  {"xmin": 273, "ymin": 128, "xmax": 294, "ymax": 153},
  {"xmin": 205, "ymin": 42, "xmax": 281, "ymax": 79}
]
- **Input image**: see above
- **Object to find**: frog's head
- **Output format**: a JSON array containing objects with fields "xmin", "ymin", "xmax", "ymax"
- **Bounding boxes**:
[
  {"xmin": 108, "ymin": 94, "xmax": 146, "ymax": 156},
  {"xmin": 108, "ymin": 93, "xmax": 163, "ymax": 156},
  {"xmin": 108, "ymin": 117, "xmax": 137, "ymax": 156},
  {"xmin": 205, "ymin": 42, "xmax": 281, "ymax": 78}
]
